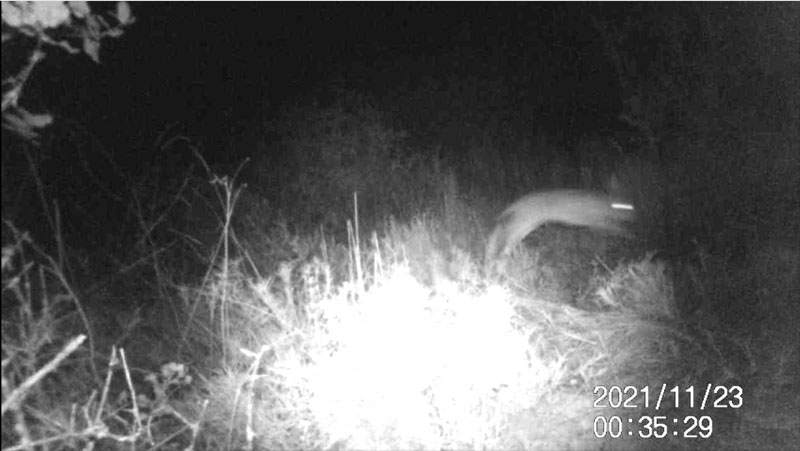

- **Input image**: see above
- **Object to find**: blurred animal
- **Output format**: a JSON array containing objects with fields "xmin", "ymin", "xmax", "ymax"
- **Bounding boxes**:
[{"xmin": 486, "ymin": 186, "xmax": 635, "ymax": 261}]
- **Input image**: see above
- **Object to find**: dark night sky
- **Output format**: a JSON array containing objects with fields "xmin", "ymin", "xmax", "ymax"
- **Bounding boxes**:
[
  {"xmin": 14, "ymin": 2, "xmax": 796, "ymax": 196},
  {"xmin": 31, "ymin": 2, "xmax": 630, "ymax": 160}
]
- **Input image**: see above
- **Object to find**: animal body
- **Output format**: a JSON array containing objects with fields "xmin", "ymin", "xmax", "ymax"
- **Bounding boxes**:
[{"xmin": 485, "ymin": 189, "xmax": 635, "ymax": 260}]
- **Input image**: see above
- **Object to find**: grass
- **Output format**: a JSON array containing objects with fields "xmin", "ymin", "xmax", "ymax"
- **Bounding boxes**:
[{"xmin": 3, "ymin": 158, "xmax": 797, "ymax": 451}]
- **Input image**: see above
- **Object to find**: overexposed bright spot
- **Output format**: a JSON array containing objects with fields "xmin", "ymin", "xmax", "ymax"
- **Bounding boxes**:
[{"xmin": 306, "ymin": 267, "xmax": 533, "ymax": 448}]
